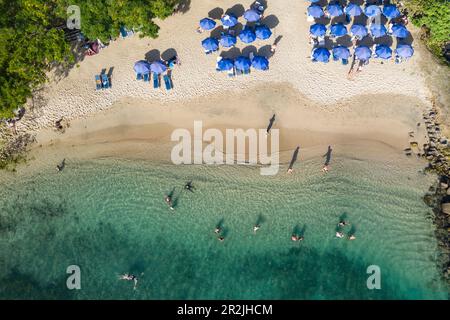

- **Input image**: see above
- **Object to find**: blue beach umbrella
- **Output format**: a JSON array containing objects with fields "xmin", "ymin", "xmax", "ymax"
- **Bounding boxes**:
[
  {"xmin": 220, "ymin": 34, "xmax": 237, "ymax": 47},
  {"xmin": 199, "ymin": 18, "xmax": 216, "ymax": 31},
  {"xmin": 234, "ymin": 56, "xmax": 252, "ymax": 71},
  {"xmin": 133, "ymin": 60, "xmax": 151, "ymax": 74},
  {"xmin": 312, "ymin": 47, "xmax": 330, "ymax": 63},
  {"xmin": 396, "ymin": 44, "xmax": 414, "ymax": 58},
  {"xmin": 310, "ymin": 23, "xmax": 327, "ymax": 37},
  {"xmin": 330, "ymin": 23, "xmax": 348, "ymax": 37},
  {"xmin": 383, "ymin": 5, "xmax": 401, "ymax": 19},
  {"xmin": 221, "ymin": 14, "xmax": 238, "ymax": 27},
  {"xmin": 244, "ymin": 9, "xmax": 261, "ymax": 22},
  {"xmin": 365, "ymin": 5, "xmax": 381, "ymax": 17},
  {"xmin": 251, "ymin": 56, "xmax": 269, "ymax": 70},
  {"xmin": 392, "ymin": 24, "xmax": 409, "ymax": 38},
  {"xmin": 332, "ymin": 46, "xmax": 350, "ymax": 60},
  {"xmin": 370, "ymin": 24, "xmax": 387, "ymax": 38},
  {"xmin": 350, "ymin": 24, "xmax": 368, "ymax": 38},
  {"xmin": 307, "ymin": 5, "xmax": 324, "ymax": 18},
  {"xmin": 345, "ymin": 3, "xmax": 363, "ymax": 17},
  {"xmin": 355, "ymin": 46, "xmax": 372, "ymax": 61},
  {"xmin": 327, "ymin": 3, "xmax": 344, "ymax": 17},
  {"xmin": 375, "ymin": 45, "xmax": 392, "ymax": 59},
  {"xmin": 255, "ymin": 25, "xmax": 272, "ymax": 40},
  {"xmin": 239, "ymin": 28, "xmax": 257, "ymax": 44},
  {"xmin": 202, "ymin": 37, "xmax": 219, "ymax": 51},
  {"xmin": 217, "ymin": 58, "xmax": 234, "ymax": 71},
  {"xmin": 150, "ymin": 61, "xmax": 167, "ymax": 74}
]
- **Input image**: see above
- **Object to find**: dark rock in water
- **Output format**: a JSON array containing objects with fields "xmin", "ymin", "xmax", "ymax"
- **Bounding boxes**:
[{"xmin": 442, "ymin": 203, "xmax": 450, "ymax": 216}]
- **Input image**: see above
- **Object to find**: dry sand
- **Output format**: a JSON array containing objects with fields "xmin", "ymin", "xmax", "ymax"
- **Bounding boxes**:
[
  {"xmin": 29, "ymin": 83, "xmax": 430, "ymax": 169},
  {"xmin": 16, "ymin": 0, "xmax": 435, "ymax": 131}
]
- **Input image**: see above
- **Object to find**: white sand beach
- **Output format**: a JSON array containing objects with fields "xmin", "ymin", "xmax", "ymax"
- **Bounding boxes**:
[{"xmin": 11, "ymin": 0, "xmax": 447, "ymax": 164}]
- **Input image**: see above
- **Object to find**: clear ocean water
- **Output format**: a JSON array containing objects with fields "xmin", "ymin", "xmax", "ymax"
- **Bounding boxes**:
[{"xmin": 0, "ymin": 155, "xmax": 448, "ymax": 299}]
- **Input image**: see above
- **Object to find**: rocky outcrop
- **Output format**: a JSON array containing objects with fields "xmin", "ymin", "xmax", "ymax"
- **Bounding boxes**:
[{"xmin": 420, "ymin": 102, "xmax": 450, "ymax": 284}]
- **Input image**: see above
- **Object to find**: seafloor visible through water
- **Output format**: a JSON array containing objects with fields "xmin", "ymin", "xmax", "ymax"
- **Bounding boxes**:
[{"xmin": 0, "ymin": 155, "xmax": 447, "ymax": 299}]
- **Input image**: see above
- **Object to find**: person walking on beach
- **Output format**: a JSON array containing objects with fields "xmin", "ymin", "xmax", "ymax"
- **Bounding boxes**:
[{"xmin": 266, "ymin": 114, "xmax": 276, "ymax": 135}]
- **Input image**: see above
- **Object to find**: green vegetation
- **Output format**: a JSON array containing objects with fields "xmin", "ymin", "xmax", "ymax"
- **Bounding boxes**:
[
  {"xmin": 0, "ymin": 0, "xmax": 72, "ymax": 118},
  {"xmin": 403, "ymin": 0, "xmax": 450, "ymax": 63},
  {"xmin": 56, "ymin": 0, "xmax": 180, "ymax": 43},
  {"xmin": 0, "ymin": 0, "xmax": 181, "ymax": 119}
]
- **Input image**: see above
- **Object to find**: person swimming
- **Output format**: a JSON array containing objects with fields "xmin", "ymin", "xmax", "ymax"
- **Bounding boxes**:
[
  {"xmin": 165, "ymin": 195, "xmax": 174, "ymax": 210},
  {"xmin": 348, "ymin": 234, "xmax": 356, "ymax": 240},
  {"xmin": 119, "ymin": 273, "xmax": 138, "ymax": 290},
  {"xmin": 214, "ymin": 226, "xmax": 221, "ymax": 234},
  {"xmin": 338, "ymin": 220, "xmax": 348, "ymax": 227},
  {"xmin": 336, "ymin": 231, "xmax": 344, "ymax": 238},
  {"xmin": 253, "ymin": 224, "xmax": 260, "ymax": 233},
  {"xmin": 184, "ymin": 181, "xmax": 195, "ymax": 192},
  {"xmin": 218, "ymin": 236, "xmax": 224, "ymax": 242},
  {"xmin": 266, "ymin": 114, "xmax": 276, "ymax": 135}
]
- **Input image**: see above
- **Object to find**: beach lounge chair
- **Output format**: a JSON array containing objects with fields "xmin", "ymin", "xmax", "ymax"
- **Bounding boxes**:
[
  {"xmin": 95, "ymin": 75, "xmax": 102, "ymax": 90},
  {"xmin": 136, "ymin": 73, "xmax": 143, "ymax": 80},
  {"xmin": 342, "ymin": 59, "xmax": 349, "ymax": 65},
  {"xmin": 143, "ymin": 73, "xmax": 150, "ymax": 82},
  {"xmin": 163, "ymin": 75, "xmax": 172, "ymax": 90},
  {"xmin": 243, "ymin": 69, "xmax": 251, "ymax": 75},
  {"xmin": 101, "ymin": 74, "xmax": 110, "ymax": 89},
  {"xmin": 235, "ymin": 68, "xmax": 243, "ymax": 76},
  {"xmin": 153, "ymin": 73, "xmax": 160, "ymax": 88}
]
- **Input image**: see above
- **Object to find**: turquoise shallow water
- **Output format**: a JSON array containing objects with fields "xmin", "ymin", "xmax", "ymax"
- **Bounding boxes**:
[{"xmin": 0, "ymin": 155, "xmax": 448, "ymax": 299}]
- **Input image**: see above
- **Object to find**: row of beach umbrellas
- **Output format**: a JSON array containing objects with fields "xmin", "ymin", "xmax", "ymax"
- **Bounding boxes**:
[
  {"xmin": 312, "ymin": 44, "xmax": 414, "ymax": 63},
  {"xmin": 310, "ymin": 22, "xmax": 409, "ymax": 38},
  {"xmin": 202, "ymin": 25, "xmax": 272, "ymax": 51},
  {"xmin": 307, "ymin": 3, "xmax": 401, "ymax": 19},
  {"xmin": 133, "ymin": 60, "xmax": 167, "ymax": 75},
  {"xmin": 199, "ymin": 7, "xmax": 264, "ymax": 31},
  {"xmin": 217, "ymin": 55, "xmax": 269, "ymax": 71}
]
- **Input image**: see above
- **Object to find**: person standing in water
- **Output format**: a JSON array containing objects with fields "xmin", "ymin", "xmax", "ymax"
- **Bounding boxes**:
[
  {"xmin": 322, "ymin": 145, "xmax": 332, "ymax": 173},
  {"xmin": 165, "ymin": 195, "xmax": 174, "ymax": 210},
  {"xmin": 287, "ymin": 146, "xmax": 300, "ymax": 174}
]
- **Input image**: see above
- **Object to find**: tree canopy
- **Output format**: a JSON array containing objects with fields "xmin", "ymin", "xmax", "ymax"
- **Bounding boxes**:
[
  {"xmin": 403, "ymin": 0, "xmax": 450, "ymax": 63},
  {"xmin": 0, "ymin": 0, "xmax": 181, "ymax": 119}
]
